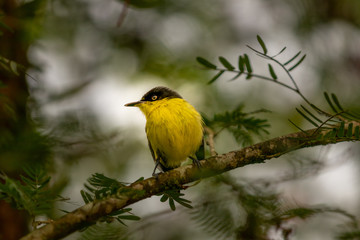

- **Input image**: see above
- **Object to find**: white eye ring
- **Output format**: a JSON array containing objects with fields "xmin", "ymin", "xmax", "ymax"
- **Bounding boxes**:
[{"xmin": 151, "ymin": 95, "xmax": 158, "ymax": 100}]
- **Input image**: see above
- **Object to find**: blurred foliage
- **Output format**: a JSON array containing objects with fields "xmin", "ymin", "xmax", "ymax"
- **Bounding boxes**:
[
  {"xmin": 189, "ymin": 174, "xmax": 358, "ymax": 240},
  {"xmin": 284, "ymin": 0, "xmax": 360, "ymax": 32},
  {"xmin": 0, "ymin": 162, "xmax": 67, "ymax": 231},
  {"xmin": 77, "ymin": 222, "xmax": 128, "ymax": 240}
]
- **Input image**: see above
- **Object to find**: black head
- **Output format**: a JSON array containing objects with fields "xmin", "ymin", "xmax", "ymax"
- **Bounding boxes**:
[
  {"xmin": 141, "ymin": 86, "xmax": 182, "ymax": 102},
  {"xmin": 125, "ymin": 86, "xmax": 182, "ymax": 107}
]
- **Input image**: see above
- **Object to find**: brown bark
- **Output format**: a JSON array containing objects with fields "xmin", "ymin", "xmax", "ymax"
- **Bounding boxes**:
[{"xmin": 0, "ymin": 1, "xmax": 34, "ymax": 239}]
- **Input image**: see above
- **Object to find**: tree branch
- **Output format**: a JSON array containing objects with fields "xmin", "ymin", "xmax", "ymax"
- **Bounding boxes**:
[{"xmin": 21, "ymin": 127, "xmax": 358, "ymax": 240}]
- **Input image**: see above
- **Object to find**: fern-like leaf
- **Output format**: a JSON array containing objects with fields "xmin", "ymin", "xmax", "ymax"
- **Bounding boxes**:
[
  {"xmin": 219, "ymin": 56, "xmax": 235, "ymax": 71},
  {"xmin": 157, "ymin": 190, "xmax": 193, "ymax": 211},
  {"xmin": 190, "ymin": 202, "xmax": 234, "ymax": 239},
  {"xmin": 0, "ymin": 164, "xmax": 54, "ymax": 217},
  {"xmin": 196, "ymin": 57, "xmax": 217, "ymax": 69},
  {"xmin": 204, "ymin": 105, "xmax": 270, "ymax": 146},
  {"xmin": 257, "ymin": 35, "xmax": 268, "ymax": 54},
  {"xmin": 284, "ymin": 51, "xmax": 301, "ymax": 66},
  {"xmin": 80, "ymin": 173, "xmax": 126, "ymax": 203},
  {"xmin": 208, "ymin": 70, "xmax": 225, "ymax": 84}
]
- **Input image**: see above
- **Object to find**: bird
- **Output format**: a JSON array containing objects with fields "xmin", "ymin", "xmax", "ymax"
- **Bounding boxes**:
[{"xmin": 125, "ymin": 86, "xmax": 204, "ymax": 176}]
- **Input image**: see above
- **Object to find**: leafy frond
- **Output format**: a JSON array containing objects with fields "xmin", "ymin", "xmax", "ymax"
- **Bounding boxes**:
[
  {"xmin": 0, "ymin": 55, "xmax": 27, "ymax": 77},
  {"xmin": 80, "ymin": 173, "xmax": 140, "ymax": 226},
  {"xmin": 219, "ymin": 56, "xmax": 235, "ymax": 71},
  {"xmin": 196, "ymin": 57, "xmax": 217, "ymax": 69},
  {"xmin": 77, "ymin": 222, "xmax": 129, "ymax": 240},
  {"xmin": 109, "ymin": 208, "xmax": 141, "ymax": 226},
  {"xmin": 323, "ymin": 92, "xmax": 360, "ymax": 120},
  {"xmin": 288, "ymin": 92, "xmax": 360, "ymax": 142},
  {"xmin": 0, "ymin": 164, "xmax": 54, "ymax": 217},
  {"xmin": 158, "ymin": 189, "xmax": 193, "ymax": 211},
  {"xmin": 80, "ymin": 173, "xmax": 126, "ymax": 203},
  {"xmin": 203, "ymin": 105, "xmax": 270, "ymax": 146},
  {"xmin": 196, "ymin": 35, "xmax": 310, "ymax": 104},
  {"xmin": 256, "ymin": 35, "xmax": 268, "ymax": 54}
]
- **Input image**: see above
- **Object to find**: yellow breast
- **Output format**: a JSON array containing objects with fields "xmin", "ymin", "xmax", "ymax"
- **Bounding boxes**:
[{"xmin": 138, "ymin": 98, "xmax": 203, "ymax": 168}]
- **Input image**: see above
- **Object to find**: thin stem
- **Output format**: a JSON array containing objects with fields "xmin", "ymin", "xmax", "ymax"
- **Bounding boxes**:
[
  {"xmin": 218, "ymin": 68, "xmax": 298, "ymax": 93},
  {"xmin": 246, "ymin": 45, "xmax": 335, "ymax": 117},
  {"xmin": 204, "ymin": 126, "xmax": 217, "ymax": 157},
  {"xmin": 312, "ymin": 112, "xmax": 343, "ymax": 136},
  {"xmin": 247, "ymin": 46, "xmax": 302, "ymax": 96},
  {"xmin": 116, "ymin": 0, "xmax": 129, "ymax": 28}
]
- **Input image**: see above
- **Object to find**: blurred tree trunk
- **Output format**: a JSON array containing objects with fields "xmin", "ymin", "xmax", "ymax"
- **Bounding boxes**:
[{"xmin": 0, "ymin": 0, "xmax": 33, "ymax": 239}]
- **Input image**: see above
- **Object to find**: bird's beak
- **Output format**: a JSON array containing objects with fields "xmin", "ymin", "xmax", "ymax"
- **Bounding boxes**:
[{"xmin": 124, "ymin": 101, "xmax": 143, "ymax": 107}]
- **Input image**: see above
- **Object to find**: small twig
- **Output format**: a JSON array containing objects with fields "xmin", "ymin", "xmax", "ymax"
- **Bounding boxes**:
[
  {"xmin": 116, "ymin": 0, "xmax": 129, "ymax": 28},
  {"xmin": 246, "ymin": 45, "xmax": 337, "ymax": 118},
  {"xmin": 204, "ymin": 126, "xmax": 217, "ymax": 157},
  {"xmin": 220, "ymin": 68, "xmax": 299, "ymax": 93}
]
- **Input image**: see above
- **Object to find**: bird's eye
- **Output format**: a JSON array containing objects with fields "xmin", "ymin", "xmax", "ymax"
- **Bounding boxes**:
[{"xmin": 151, "ymin": 95, "xmax": 158, "ymax": 101}]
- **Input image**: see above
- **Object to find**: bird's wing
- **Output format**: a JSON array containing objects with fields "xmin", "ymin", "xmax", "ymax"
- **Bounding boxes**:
[
  {"xmin": 147, "ymin": 139, "xmax": 156, "ymax": 161},
  {"xmin": 195, "ymin": 137, "xmax": 205, "ymax": 161},
  {"xmin": 147, "ymin": 139, "xmax": 172, "ymax": 172}
]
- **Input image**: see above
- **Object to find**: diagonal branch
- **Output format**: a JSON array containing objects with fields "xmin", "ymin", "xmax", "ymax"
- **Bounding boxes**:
[{"xmin": 21, "ymin": 127, "xmax": 358, "ymax": 240}]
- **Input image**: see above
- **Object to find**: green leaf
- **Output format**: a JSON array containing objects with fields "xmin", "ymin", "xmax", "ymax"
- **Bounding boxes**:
[
  {"xmin": 323, "ymin": 128, "xmax": 335, "ymax": 140},
  {"xmin": 176, "ymin": 199, "xmax": 193, "ymax": 209},
  {"xmin": 219, "ymin": 56, "xmax": 235, "ymax": 71},
  {"xmin": 208, "ymin": 70, "xmax": 225, "ymax": 84},
  {"xmin": 109, "ymin": 208, "xmax": 132, "ymax": 216},
  {"xmin": 256, "ymin": 35, "xmax": 267, "ymax": 54},
  {"xmin": 338, "ymin": 122, "xmax": 345, "ymax": 137},
  {"xmin": 346, "ymin": 123, "xmax": 353, "ymax": 138},
  {"xmin": 238, "ymin": 56, "xmax": 245, "ymax": 72},
  {"xmin": 196, "ymin": 57, "xmax": 217, "ymax": 69},
  {"xmin": 272, "ymin": 46, "xmax": 287, "ymax": 58},
  {"xmin": 169, "ymin": 198, "xmax": 176, "ymax": 211},
  {"xmin": 284, "ymin": 51, "xmax": 301, "ymax": 66},
  {"xmin": 116, "ymin": 219, "xmax": 127, "ymax": 226},
  {"xmin": 288, "ymin": 119, "xmax": 306, "ymax": 133},
  {"xmin": 288, "ymin": 54, "xmax": 306, "ymax": 71},
  {"xmin": 300, "ymin": 105, "xmax": 322, "ymax": 123},
  {"xmin": 80, "ymin": 190, "xmax": 91, "ymax": 204},
  {"xmin": 38, "ymin": 177, "xmax": 51, "ymax": 190},
  {"xmin": 208, "ymin": 105, "xmax": 270, "ymax": 145},
  {"xmin": 229, "ymin": 72, "xmax": 242, "ymax": 81},
  {"xmin": 160, "ymin": 194, "xmax": 168, "ymax": 202},
  {"xmin": 354, "ymin": 126, "xmax": 359, "ymax": 139},
  {"xmin": 243, "ymin": 54, "xmax": 252, "ymax": 73},
  {"xmin": 324, "ymin": 92, "xmax": 338, "ymax": 113},
  {"xmin": 296, "ymin": 108, "xmax": 319, "ymax": 127},
  {"xmin": 329, "ymin": 128, "xmax": 337, "ymax": 138},
  {"xmin": 117, "ymin": 215, "xmax": 141, "ymax": 221},
  {"xmin": 331, "ymin": 93, "xmax": 344, "ymax": 111},
  {"xmin": 268, "ymin": 64, "xmax": 277, "ymax": 80}
]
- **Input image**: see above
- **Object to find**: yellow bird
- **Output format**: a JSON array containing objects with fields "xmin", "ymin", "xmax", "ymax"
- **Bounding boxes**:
[{"xmin": 125, "ymin": 86, "xmax": 204, "ymax": 176}]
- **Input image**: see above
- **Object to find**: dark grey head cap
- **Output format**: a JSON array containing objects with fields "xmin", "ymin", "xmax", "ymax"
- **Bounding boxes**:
[
  {"xmin": 141, "ymin": 86, "xmax": 182, "ymax": 101},
  {"xmin": 125, "ymin": 86, "xmax": 182, "ymax": 107}
]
